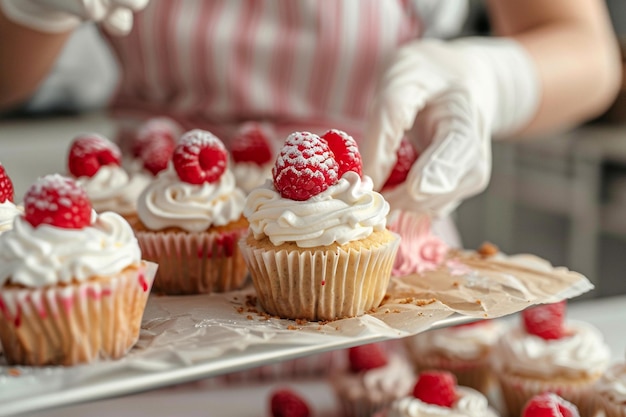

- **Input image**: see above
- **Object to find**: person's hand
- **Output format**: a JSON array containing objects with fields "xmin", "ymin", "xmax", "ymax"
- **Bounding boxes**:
[
  {"xmin": 361, "ymin": 38, "xmax": 540, "ymax": 217},
  {"xmin": 0, "ymin": 0, "xmax": 149, "ymax": 35}
]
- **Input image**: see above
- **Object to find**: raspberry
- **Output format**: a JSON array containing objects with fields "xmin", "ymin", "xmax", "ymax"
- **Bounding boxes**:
[
  {"xmin": 272, "ymin": 132, "xmax": 339, "ymax": 201},
  {"xmin": 348, "ymin": 343, "xmax": 389, "ymax": 372},
  {"xmin": 320, "ymin": 129, "xmax": 362, "ymax": 177},
  {"xmin": 270, "ymin": 388, "xmax": 311, "ymax": 417},
  {"xmin": 382, "ymin": 137, "xmax": 419, "ymax": 191},
  {"xmin": 23, "ymin": 174, "xmax": 92, "ymax": 229},
  {"xmin": 132, "ymin": 117, "xmax": 181, "ymax": 158},
  {"xmin": 453, "ymin": 319, "xmax": 490, "ymax": 330},
  {"xmin": 173, "ymin": 129, "xmax": 228, "ymax": 184},
  {"xmin": 413, "ymin": 370, "xmax": 457, "ymax": 408},
  {"xmin": 522, "ymin": 300, "xmax": 567, "ymax": 340},
  {"xmin": 68, "ymin": 133, "xmax": 122, "ymax": 178},
  {"xmin": 231, "ymin": 121, "xmax": 274, "ymax": 166},
  {"xmin": 0, "ymin": 163, "xmax": 15, "ymax": 203},
  {"xmin": 522, "ymin": 392, "xmax": 580, "ymax": 417},
  {"xmin": 140, "ymin": 134, "xmax": 176, "ymax": 176}
]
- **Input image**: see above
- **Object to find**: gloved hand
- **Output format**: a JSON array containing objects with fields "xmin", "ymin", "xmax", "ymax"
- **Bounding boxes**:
[
  {"xmin": 361, "ymin": 38, "xmax": 540, "ymax": 218},
  {"xmin": 0, "ymin": 0, "xmax": 148, "ymax": 35}
]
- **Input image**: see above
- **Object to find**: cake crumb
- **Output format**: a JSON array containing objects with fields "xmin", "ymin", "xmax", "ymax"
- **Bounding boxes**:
[
  {"xmin": 295, "ymin": 319, "xmax": 308, "ymax": 325},
  {"xmin": 287, "ymin": 325, "xmax": 298, "ymax": 330},
  {"xmin": 477, "ymin": 242, "xmax": 499, "ymax": 257},
  {"xmin": 246, "ymin": 315, "xmax": 253, "ymax": 320},
  {"xmin": 8, "ymin": 368, "xmax": 21, "ymax": 377},
  {"xmin": 236, "ymin": 306, "xmax": 244, "ymax": 313}
]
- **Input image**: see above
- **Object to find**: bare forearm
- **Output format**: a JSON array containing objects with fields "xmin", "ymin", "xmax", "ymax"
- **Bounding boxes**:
[
  {"xmin": 0, "ymin": 8, "xmax": 72, "ymax": 111},
  {"xmin": 488, "ymin": 0, "xmax": 622, "ymax": 136}
]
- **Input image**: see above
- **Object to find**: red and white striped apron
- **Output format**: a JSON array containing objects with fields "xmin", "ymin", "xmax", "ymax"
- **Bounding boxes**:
[{"xmin": 103, "ymin": 0, "xmax": 468, "ymax": 148}]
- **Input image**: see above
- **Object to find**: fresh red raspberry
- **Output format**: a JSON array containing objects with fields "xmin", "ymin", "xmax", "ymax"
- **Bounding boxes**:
[
  {"xmin": 173, "ymin": 129, "xmax": 228, "ymax": 184},
  {"xmin": 231, "ymin": 121, "xmax": 274, "ymax": 166},
  {"xmin": 131, "ymin": 117, "xmax": 181, "ymax": 158},
  {"xmin": 522, "ymin": 392, "xmax": 580, "ymax": 417},
  {"xmin": 413, "ymin": 370, "xmax": 457, "ymax": 408},
  {"xmin": 0, "ymin": 163, "xmax": 15, "ymax": 203},
  {"xmin": 272, "ymin": 132, "xmax": 339, "ymax": 201},
  {"xmin": 23, "ymin": 174, "xmax": 92, "ymax": 229},
  {"xmin": 320, "ymin": 129, "xmax": 362, "ymax": 177},
  {"xmin": 522, "ymin": 300, "xmax": 567, "ymax": 340},
  {"xmin": 140, "ymin": 134, "xmax": 176, "ymax": 176},
  {"xmin": 348, "ymin": 343, "xmax": 389, "ymax": 372},
  {"xmin": 68, "ymin": 133, "xmax": 122, "ymax": 178},
  {"xmin": 270, "ymin": 388, "xmax": 311, "ymax": 417},
  {"xmin": 382, "ymin": 137, "xmax": 419, "ymax": 191}
]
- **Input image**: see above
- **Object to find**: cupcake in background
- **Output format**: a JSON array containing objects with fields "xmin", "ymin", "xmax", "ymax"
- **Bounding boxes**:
[
  {"xmin": 522, "ymin": 392, "xmax": 580, "ymax": 417},
  {"xmin": 591, "ymin": 357, "xmax": 626, "ymax": 417},
  {"xmin": 230, "ymin": 121, "xmax": 276, "ymax": 194},
  {"xmin": 494, "ymin": 300, "xmax": 611, "ymax": 416},
  {"xmin": 135, "ymin": 129, "xmax": 249, "ymax": 295},
  {"xmin": 404, "ymin": 319, "xmax": 504, "ymax": 396},
  {"xmin": 68, "ymin": 133, "xmax": 151, "ymax": 228},
  {"xmin": 0, "ymin": 174, "xmax": 154, "ymax": 366},
  {"xmin": 0, "ymin": 163, "xmax": 23, "ymax": 234},
  {"xmin": 240, "ymin": 129, "xmax": 400, "ymax": 321},
  {"xmin": 382, "ymin": 370, "xmax": 499, "ymax": 417},
  {"xmin": 124, "ymin": 116, "xmax": 182, "ymax": 178},
  {"xmin": 330, "ymin": 342, "xmax": 415, "ymax": 417}
]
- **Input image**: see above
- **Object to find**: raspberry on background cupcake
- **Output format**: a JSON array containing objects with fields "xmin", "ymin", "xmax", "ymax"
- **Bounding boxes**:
[
  {"xmin": 522, "ymin": 392, "xmax": 580, "ymax": 417},
  {"xmin": 269, "ymin": 388, "xmax": 311, "ymax": 417},
  {"xmin": 134, "ymin": 129, "xmax": 249, "ymax": 295},
  {"xmin": 126, "ymin": 117, "xmax": 181, "ymax": 178},
  {"xmin": 330, "ymin": 342, "xmax": 415, "ymax": 417},
  {"xmin": 0, "ymin": 163, "xmax": 23, "ymax": 234},
  {"xmin": 494, "ymin": 300, "xmax": 611, "ymax": 416},
  {"xmin": 230, "ymin": 121, "xmax": 276, "ymax": 194},
  {"xmin": 239, "ymin": 129, "xmax": 400, "ymax": 321},
  {"xmin": 68, "ymin": 133, "xmax": 151, "ymax": 228},
  {"xmin": 0, "ymin": 174, "xmax": 154, "ymax": 366}
]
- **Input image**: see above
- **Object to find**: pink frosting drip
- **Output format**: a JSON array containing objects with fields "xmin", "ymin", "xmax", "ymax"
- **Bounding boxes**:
[{"xmin": 388, "ymin": 211, "xmax": 448, "ymax": 276}]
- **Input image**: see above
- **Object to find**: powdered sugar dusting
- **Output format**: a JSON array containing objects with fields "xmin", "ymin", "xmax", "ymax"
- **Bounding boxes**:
[
  {"xmin": 69, "ymin": 134, "xmax": 121, "ymax": 160},
  {"xmin": 178, "ymin": 129, "xmax": 225, "ymax": 159},
  {"xmin": 172, "ymin": 129, "xmax": 228, "ymax": 184}
]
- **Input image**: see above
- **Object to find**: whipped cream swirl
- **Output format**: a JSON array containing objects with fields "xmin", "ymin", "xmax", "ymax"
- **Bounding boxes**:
[
  {"xmin": 0, "ymin": 211, "xmax": 141, "ymax": 287},
  {"xmin": 77, "ymin": 165, "xmax": 150, "ymax": 215},
  {"xmin": 0, "ymin": 201, "xmax": 23, "ymax": 233},
  {"xmin": 138, "ymin": 165, "xmax": 245, "ymax": 232},
  {"xmin": 387, "ymin": 387, "xmax": 497, "ymax": 417},
  {"xmin": 595, "ymin": 362, "xmax": 626, "ymax": 403},
  {"xmin": 245, "ymin": 171, "xmax": 389, "ymax": 247},
  {"xmin": 407, "ymin": 320, "xmax": 503, "ymax": 361},
  {"xmin": 496, "ymin": 320, "xmax": 610, "ymax": 378},
  {"xmin": 232, "ymin": 162, "xmax": 273, "ymax": 194}
]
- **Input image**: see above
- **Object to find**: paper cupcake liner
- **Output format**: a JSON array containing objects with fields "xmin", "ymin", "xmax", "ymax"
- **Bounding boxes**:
[
  {"xmin": 497, "ymin": 371, "xmax": 600, "ymax": 417},
  {"xmin": 408, "ymin": 352, "xmax": 493, "ymax": 396},
  {"xmin": 0, "ymin": 262, "xmax": 156, "ymax": 366},
  {"xmin": 592, "ymin": 393, "xmax": 626, "ymax": 417},
  {"xmin": 136, "ymin": 228, "xmax": 249, "ymax": 295},
  {"xmin": 239, "ymin": 233, "xmax": 400, "ymax": 321}
]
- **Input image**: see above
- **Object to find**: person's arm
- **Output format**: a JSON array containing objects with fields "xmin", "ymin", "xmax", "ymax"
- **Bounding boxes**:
[
  {"xmin": 0, "ymin": 9, "xmax": 72, "ymax": 110},
  {"xmin": 488, "ymin": 0, "xmax": 622, "ymax": 136}
]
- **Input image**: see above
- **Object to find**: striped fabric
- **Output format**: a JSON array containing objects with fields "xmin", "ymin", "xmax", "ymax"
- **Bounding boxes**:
[{"xmin": 104, "ymin": 0, "xmax": 465, "ymax": 147}]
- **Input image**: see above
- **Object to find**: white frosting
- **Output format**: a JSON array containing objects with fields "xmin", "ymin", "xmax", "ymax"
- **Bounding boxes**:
[
  {"xmin": 232, "ymin": 162, "xmax": 273, "ymax": 194},
  {"xmin": 387, "ymin": 387, "xmax": 498, "ymax": 417},
  {"xmin": 244, "ymin": 171, "xmax": 389, "ymax": 248},
  {"xmin": 0, "ymin": 201, "xmax": 23, "ymax": 233},
  {"xmin": 137, "ymin": 165, "xmax": 245, "ymax": 232},
  {"xmin": 595, "ymin": 362, "xmax": 626, "ymax": 403},
  {"xmin": 0, "ymin": 211, "xmax": 141, "ymax": 287},
  {"xmin": 76, "ymin": 165, "xmax": 150, "ymax": 216},
  {"xmin": 496, "ymin": 320, "xmax": 610, "ymax": 378},
  {"xmin": 406, "ymin": 321, "xmax": 503, "ymax": 360},
  {"xmin": 332, "ymin": 354, "xmax": 415, "ymax": 403}
]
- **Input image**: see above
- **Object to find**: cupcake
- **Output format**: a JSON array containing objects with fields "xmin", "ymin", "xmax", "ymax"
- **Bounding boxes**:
[
  {"xmin": 230, "ymin": 121, "xmax": 276, "ymax": 194},
  {"xmin": 494, "ymin": 300, "xmax": 611, "ymax": 416},
  {"xmin": 0, "ymin": 163, "xmax": 22, "ymax": 234},
  {"xmin": 239, "ymin": 130, "xmax": 400, "ymax": 321},
  {"xmin": 331, "ymin": 343, "xmax": 415, "ymax": 417},
  {"xmin": 0, "ymin": 174, "xmax": 155, "ymax": 366},
  {"xmin": 134, "ymin": 129, "xmax": 249, "ymax": 295},
  {"xmin": 591, "ymin": 360, "xmax": 626, "ymax": 417},
  {"xmin": 67, "ymin": 133, "xmax": 151, "ymax": 228},
  {"xmin": 384, "ymin": 370, "xmax": 499, "ymax": 417},
  {"xmin": 522, "ymin": 392, "xmax": 580, "ymax": 417},
  {"xmin": 404, "ymin": 319, "xmax": 504, "ymax": 396}
]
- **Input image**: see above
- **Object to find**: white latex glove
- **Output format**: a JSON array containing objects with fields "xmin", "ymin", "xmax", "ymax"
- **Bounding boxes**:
[
  {"xmin": 362, "ymin": 38, "xmax": 540, "ymax": 218},
  {"xmin": 0, "ymin": 0, "xmax": 148, "ymax": 35}
]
